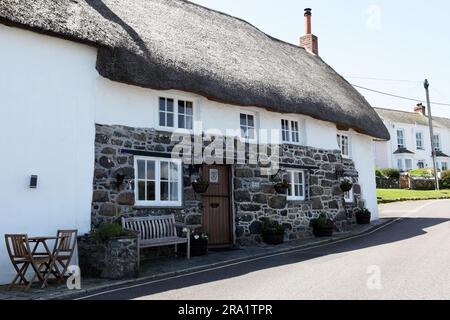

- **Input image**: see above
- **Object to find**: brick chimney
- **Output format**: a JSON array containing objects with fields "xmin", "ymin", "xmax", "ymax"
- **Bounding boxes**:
[
  {"xmin": 414, "ymin": 103, "xmax": 426, "ymax": 116},
  {"xmin": 300, "ymin": 8, "xmax": 319, "ymax": 55}
]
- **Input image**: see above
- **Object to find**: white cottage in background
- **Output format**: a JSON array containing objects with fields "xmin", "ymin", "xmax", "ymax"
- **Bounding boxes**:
[
  {"xmin": 374, "ymin": 105, "xmax": 450, "ymax": 172},
  {"xmin": 0, "ymin": 0, "xmax": 389, "ymax": 284}
]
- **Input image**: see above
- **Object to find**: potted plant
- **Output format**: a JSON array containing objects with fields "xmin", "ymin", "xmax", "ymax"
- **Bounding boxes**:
[
  {"xmin": 274, "ymin": 179, "xmax": 290, "ymax": 194},
  {"xmin": 192, "ymin": 177, "xmax": 209, "ymax": 194},
  {"xmin": 340, "ymin": 178, "xmax": 353, "ymax": 192},
  {"xmin": 311, "ymin": 214, "xmax": 334, "ymax": 237},
  {"xmin": 261, "ymin": 220, "xmax": 285, "ymax": 245},
  {"xmin": 355, "ymin": 208, "xmax": 371, "ymax": 225},
  {"xmin": 190, "ymin": 230, "xmax": 209, "ymax": 256}
]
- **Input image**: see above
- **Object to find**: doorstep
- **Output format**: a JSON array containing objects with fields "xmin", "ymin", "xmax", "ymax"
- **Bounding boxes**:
[{"xmin": 0, "ymin": 218, "xmax": 391, "ymax": 300}]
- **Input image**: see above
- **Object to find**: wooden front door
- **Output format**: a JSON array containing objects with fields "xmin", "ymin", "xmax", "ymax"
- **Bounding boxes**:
[{"xmin": 202, "ymin": 165, "xmax": 232, "ymax": 247}]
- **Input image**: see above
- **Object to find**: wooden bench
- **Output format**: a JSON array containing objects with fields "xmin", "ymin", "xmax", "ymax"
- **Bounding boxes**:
[{"xmin": 122, "ymin": 215, "xmax": 191, "ymax": 266}]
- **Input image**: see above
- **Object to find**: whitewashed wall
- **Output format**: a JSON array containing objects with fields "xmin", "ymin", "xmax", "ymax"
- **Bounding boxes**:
[
  {"xmin": 0, "ymin": 25, "xmax": 96, "ymax": 284},
  {"xmin": 0, "ymin": 24, "xmax": 380, "ymax": 283}
]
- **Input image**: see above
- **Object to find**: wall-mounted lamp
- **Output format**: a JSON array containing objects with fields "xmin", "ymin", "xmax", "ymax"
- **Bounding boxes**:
[{"xmin": 30, "ymin": 175, "xmax": 38, "ymax": 188}]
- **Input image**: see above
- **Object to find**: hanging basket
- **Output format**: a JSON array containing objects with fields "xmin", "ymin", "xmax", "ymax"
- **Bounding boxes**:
[
  {"xmin": 274, "ymin": 181, "xmax": 290, "ymax": 194},
  {"xmin": 340, "ymin": 180, "xmax": 353, "ymax": 192},
  {"xmin": 192, "ymin": 181, "xmax": 209, "ymax": 194}
]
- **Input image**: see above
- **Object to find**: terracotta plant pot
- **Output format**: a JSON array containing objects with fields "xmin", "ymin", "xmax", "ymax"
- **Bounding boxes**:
[
  {"xmin": 313, "ymin": 225, "xmax": 334, "ymax": 237},
  {"xmin": 262, "ymin": 232, "xmax": 285, "ymax": 245}
]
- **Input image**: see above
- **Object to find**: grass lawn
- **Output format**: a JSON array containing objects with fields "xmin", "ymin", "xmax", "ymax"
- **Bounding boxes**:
[{"xmin": 377, "ymin": 189, "xmax": 450, "ymax": 201}]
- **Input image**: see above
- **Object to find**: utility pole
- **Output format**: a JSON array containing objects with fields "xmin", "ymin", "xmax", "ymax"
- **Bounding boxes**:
[{"xmin": 424, "ymin": 79, "xmax": 440, "ymax": 191}]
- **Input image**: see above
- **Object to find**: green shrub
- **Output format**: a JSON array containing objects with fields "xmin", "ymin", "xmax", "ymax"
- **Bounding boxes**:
[
  {"xmin": 409, "ymin": 168, "xmax": 434, "ymax": 177},
  {"xmin": 380, "ymin": 168, "xmax": 400, "ymax": 179},
  {"xmin": 261, "ymin": 220, "xmax": 285, "ymax": 234},
  {"xmin": 375, "ymin": 169, "xmax": 383, "ymax": 177},
  {"xmin": 441, "ymin": 170, "xmax": 450, "ymax": 189},
  {"xmin": 92, "ymin": 222, "xmax": 123, "ymax": 243},
  {"xmin": 311, "ymin": 214, "xmax": 334, "ymax": 228}
]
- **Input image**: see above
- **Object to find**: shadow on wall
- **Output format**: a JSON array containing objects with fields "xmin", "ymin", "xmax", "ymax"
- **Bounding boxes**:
[{"xmin": 83, "ymin": 217, "xmax": 449, "ymax": 299}]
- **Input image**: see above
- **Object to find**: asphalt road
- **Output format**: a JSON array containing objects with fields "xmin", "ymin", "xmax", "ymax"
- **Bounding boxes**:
[{"xmin": 76, "ymin": 200, "xmax": 450, "ymax": 300}]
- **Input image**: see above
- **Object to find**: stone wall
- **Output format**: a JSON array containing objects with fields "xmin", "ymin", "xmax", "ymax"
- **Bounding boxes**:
[
  {"xmin": 376, "ymin": 176, "xmax": 400, "ymax": 189},
  {"xmin": 92, "ymin": 124, "xmax": 362, "ymax": 245},
  {"xmin": 78, "ymin": 235, "xmax": 139, "ymax": 279},
  {"xmin": 410, "ymin": 177, "xmax": 436, "ymax": 190},
  {"xmin": 93, "ymin": 124, "xmax": 202, "ymax": 228},
  {"xmin": 234, "ymin": 145, "xmax": 361, "ymax": 245}
]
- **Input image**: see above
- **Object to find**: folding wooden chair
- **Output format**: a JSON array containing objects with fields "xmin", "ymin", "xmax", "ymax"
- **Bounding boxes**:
[
  {"xmin": 44, "ymin": 230, "xmax": 78, "ymax": 285},
  {"xmin": 4, "ymin": 234, "xmax": 50, "ymax": 290}
]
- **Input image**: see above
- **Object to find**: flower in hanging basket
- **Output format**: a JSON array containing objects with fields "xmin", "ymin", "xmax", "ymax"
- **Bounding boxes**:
[
  {"xmin": 274, "ymin": 179, "xmax": 290, "ymax": 194},
  {"xmin": 340, "ymin": 178, "xmax": 353, "ymax": 192},
  {"xmin": 192, "ymin": 178, "xmax": 209, "ymax": 193}
]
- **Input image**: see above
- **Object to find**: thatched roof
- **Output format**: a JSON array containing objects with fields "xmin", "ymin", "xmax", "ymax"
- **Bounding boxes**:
[
  {"xmin": 375, "ymin": 107, "xmax": 450, "ymax": 129},
  {"xmin": 0, "ymin": 0, "xmax": 389, "ymax": 140}
]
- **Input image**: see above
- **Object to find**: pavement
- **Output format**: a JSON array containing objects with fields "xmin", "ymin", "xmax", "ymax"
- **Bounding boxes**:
[
  {"xmin": 73, "ymin": 199, "xmax": 450, "ymax": 300},
  {"xmin": 0, "ymin": 219, "xmax": 386, "ymax": 300}
]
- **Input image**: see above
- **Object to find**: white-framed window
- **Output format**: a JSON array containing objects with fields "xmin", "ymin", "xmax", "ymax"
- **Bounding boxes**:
[
  {"xmin": 433, "ymin": 134, "xmax": 441, "ymax": 151},
  {"xmin": 286, "ymin": 169, "xmax": 306, "ymax": 201},
  {"xmin": 405, "ymin": 159, "xmax": 413, "ymax": 171},
  {"xmin": 416, "ymin": 132, "xmax": 424, "ymax": 150},
  {"xmin": 441, "ymin": 162, "xmax": 448, "ymax": 171},
  {"xmin": 337, "ymin": 133, "xmax": 350, "ymax": 158},
  {"xmin": 134, "ymin": 156, "xmax": 182, "ymax": 207},
  {"xmin": 417, "ymin": 160, "xmax": 425, "ymax": 169},
  {"xmin": 281, "ymin": 119, "xmax": 300, "ymax": 144},
  {"xmin": 397, "ymin": 159, "xmax": 403, "ymax": 171},
  {"xmin": 178, "ymin": 100, "xmax": 193, "ymax": 129},
  {"xmin": 159, "ymin": 97, "xmax": 194, "ymax": 130},
  {"xmin": 397, "ymin": 129, "xmax": 405, "ymax": 148},
  {"xmin": 240, "ymin": 113, "xmax": 256, "ymax": 141}
]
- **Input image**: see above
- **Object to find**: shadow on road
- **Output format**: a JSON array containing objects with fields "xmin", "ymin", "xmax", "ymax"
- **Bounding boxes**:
[{"xmin": 82, "ymin": 217, "xmax": 449, "ymax": 299}]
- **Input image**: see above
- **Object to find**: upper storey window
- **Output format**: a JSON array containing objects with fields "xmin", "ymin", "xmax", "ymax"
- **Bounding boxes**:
[{"xmin": 159, "ymin": 97, "xmax": 193, "ymax": 130}]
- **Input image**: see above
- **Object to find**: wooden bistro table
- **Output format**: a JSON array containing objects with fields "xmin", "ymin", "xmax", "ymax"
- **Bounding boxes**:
[{"xmin": 27, "ymin": 236, "xmax": 61, "ymax": 288}]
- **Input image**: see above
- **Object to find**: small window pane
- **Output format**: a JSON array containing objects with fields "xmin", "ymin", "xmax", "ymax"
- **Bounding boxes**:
[
  {"xmin": 167, "ymin": 99, "xmax": 174, "ymax": 112},
  {"xmin": 146, "ymin": 160, "xmax": 155, "ymax": 180},
  {"xmin": 137, "ymin": 160, "xmax": 145, "ymax": 179},
  {"xmin": 178, "ymin": 115, "xmax": 185, "ymax": 129},
  {"xmin": 167, "ymin": 113, "xmax": 174, "ymax": 127},
  {"xmin": 138, "ymin": 181, "xmax": 146, "ymax": 201},
  {"xmin": 248, "ymin": 128, "xmax": 255, "ymax": 139},
  {"xmin": 146, "ymin": 181, "xmax": 155, "ymax": 201},
  {"xmin": 178, "ymin": 100, "xmax": 185, "ymax": 114},
  {"xmin": 240, "ymin": 114, "xmax": 247, "ymax": 125},
  {"xmin": 240, "ymin": 126, "xmax": 247, "ymax": 138},
  {"xmin": 186, "ymin": 116, "xmax": 193, "ymax": 130},
  {"xmin": 159, "ymin": 112, "xmax": 165, "ymax": 126},
  {"xmin": 170, "ymin": 182, "xmax": 179, "ymax": 201},
  {"xmin": 248, "ymin": 115, "xmax": 254, "ymax": 127},
  {"xmin": 186, "ymin": 102, "xmax": 193, "ymax": 115},
  {"xmin": 159, "ymin": 98, "xmax": 165, "ymax": 111},
  {"xmin": 160, "ymin": 182, "xmax": 169, "ymax": 201},
  {"xmin": 170, "ymin": 162, "xmax": 179, "ymax": 181},
  {"xmin": 160, "ymin": 162, "xmax": 169, "ymax": 180}
]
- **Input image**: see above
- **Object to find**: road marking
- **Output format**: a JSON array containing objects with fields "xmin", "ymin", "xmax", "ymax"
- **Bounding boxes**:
[{"xmin": 75, "ymin": 200, "xmax": 445, "ymax": 300}]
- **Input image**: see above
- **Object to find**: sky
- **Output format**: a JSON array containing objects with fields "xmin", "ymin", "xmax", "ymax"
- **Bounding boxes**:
[{"xmin": 190, "ymin": 0, "xmax": 450, "ymax": 118}]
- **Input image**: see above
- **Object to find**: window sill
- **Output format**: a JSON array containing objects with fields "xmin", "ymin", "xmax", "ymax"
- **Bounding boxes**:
[{"xmin": 133, "ymin": 205, "xmax": 184, "ymax": 210}]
